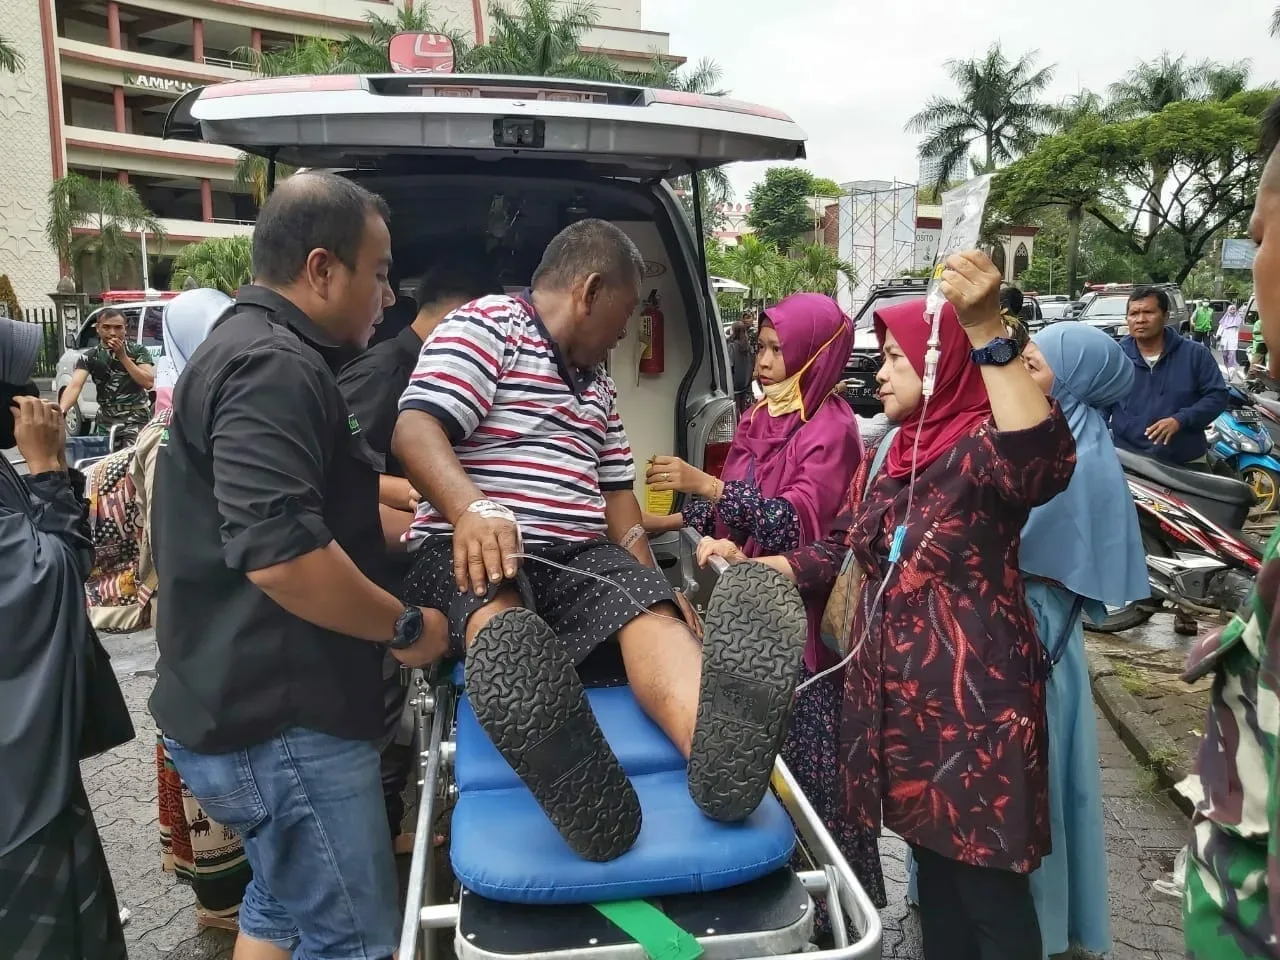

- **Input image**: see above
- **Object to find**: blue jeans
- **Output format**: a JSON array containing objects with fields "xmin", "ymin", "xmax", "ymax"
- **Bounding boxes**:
[{"xmin": 163, "ymin": 727, "xmax": 399, "ymax": 959}]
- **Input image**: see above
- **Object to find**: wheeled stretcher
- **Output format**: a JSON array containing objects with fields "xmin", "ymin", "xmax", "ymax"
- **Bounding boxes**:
[{"xmin": 397, "ymin": 621, "xmax": 884, "ymax": 960}]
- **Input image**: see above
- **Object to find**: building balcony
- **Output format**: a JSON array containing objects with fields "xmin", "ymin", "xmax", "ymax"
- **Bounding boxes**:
[
  {"xmin": 64, "ymin": 125, "xmax": 241, "ymax": 182},
  {"xmin": 59, "ymin": 37, "xmax": 249, "ymax": 91}
]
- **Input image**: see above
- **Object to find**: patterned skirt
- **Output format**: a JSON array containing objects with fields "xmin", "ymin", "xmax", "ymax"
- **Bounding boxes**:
[
  {"xmin": 0, "ymin": 777, "xmax": 127, "ymax": 960},
  {"xmin": 783, "ymin": 662, "xmax": 887, "ymax": 933},
  {"xmin": 157, "ymin": 737, "xmax": 252, "ymax": 929}
]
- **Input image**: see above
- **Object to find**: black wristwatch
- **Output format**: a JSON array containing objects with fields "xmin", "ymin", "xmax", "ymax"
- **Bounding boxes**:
[
  {"xmin": 970, "ymin": 336, "xmax": 1021, "ymax": 367},
  {"xmin": 389, "ymin": 605, "xmax": 424, "ymax": 650}
]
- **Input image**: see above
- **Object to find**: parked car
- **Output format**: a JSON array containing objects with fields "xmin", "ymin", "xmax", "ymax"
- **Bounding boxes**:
[
  {"xmin": 841, "ymin": 278, "xmax": 930, "ymax": 419},
  {"xmin": 55, "ymin": 297, "xmax": 169, "ymax": 435},
  {"xmin": 1031, "ymin": 295, "xmax": 1073, "ymax": 323},
  {"xmin": 1077, "ymin": 282, "xmax": 1190, "ymax": 337},
  {"xmin": 163, "ymin": 70, "xmax": 806, "ymax": 590}
]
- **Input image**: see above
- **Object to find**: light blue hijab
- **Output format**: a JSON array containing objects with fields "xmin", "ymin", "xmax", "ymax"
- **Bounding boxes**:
[{"xmin": 1020, "ymin": 323, "xmax": 1149, "ymax": 612}]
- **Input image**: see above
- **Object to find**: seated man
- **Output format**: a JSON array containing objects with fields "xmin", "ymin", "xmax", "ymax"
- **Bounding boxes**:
[
  {"xmin": 338, "ymin": 255, "xmax": 500, "ymax": 843},
  {"xmin": 60, "ymin": 307, "xmax": 155, "ymax": 445},
  {"xmin": 392, "ymin": 219, "xmax": 806, "ymax": 862}
]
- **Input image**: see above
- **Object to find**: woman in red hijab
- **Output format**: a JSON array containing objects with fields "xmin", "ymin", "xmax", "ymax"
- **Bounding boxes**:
[
  {"xmin": 702, "ymin": 252, "xmax": 1077, "ymax": 960},
  {"xmin": 644, "ymin": 293, "xmax": 881, "ymax": 921}
]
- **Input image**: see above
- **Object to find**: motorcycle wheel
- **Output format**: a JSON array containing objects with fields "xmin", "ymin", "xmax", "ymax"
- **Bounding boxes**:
[
  {"xmin": 1241, "ymin": 466, "xmax": 1280, "ymax": 517},
  {"xmin": 1085, "ymin": 602, "xmax": 1155, "ymax": 633},
  {"xmin": 1084, "ymin": 526, "xmax": 1168, "ymax": 634}
]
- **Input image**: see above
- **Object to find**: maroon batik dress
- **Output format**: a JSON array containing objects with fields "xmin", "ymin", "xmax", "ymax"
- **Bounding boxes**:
[{"xmin": 787, "ymin": 407, "xmax": 1075, "ymax": 873}]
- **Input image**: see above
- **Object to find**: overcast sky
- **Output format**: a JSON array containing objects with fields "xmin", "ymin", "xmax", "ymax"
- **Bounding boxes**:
[{"xmin": 642, "ymin": 0, "xmax": 1279, "ymax": 202}]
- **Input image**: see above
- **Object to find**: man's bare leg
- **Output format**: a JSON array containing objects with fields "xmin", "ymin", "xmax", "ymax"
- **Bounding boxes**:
[
  {"xmin": 618, "ymin": 565, "xmax": 809, "ymax": 822},
  {"xmin": 615, "ymin": 600, "xmax": 702, "ymax": 757}
]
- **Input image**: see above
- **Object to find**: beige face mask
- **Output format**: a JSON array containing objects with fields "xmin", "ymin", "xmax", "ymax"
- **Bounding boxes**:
[{"xmin": 755, "ymin": 324, "xmax": 847, "ymax": 421}]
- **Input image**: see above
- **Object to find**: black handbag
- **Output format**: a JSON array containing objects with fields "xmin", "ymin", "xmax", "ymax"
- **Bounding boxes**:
[{"xmin": 79, "ymin": 626, "xmax": 136, "ymax": 760}]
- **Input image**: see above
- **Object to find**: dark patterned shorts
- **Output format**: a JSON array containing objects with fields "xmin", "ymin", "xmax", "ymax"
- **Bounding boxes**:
[{"xmin": 403, "ymin": 536, "xmax": 676, "ymax": 665}]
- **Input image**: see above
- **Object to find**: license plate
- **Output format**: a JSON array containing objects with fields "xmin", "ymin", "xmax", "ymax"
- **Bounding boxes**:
[
  {"xmin": 843, "ymin": 379, "xmax": 878, "ymax": 400},
  {"xmin": 1237, "ymin": 409, "xmax": 1260, "ymax": 424}
]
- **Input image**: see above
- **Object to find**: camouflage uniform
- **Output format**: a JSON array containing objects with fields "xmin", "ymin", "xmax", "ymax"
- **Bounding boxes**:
[
  {"xmin": 1184, "ymin": 524, "xmax": 1280, "ymax": 959},
  {"xmin": 76, "ymin": 341, "xmax": 154, "ymax": 445}
]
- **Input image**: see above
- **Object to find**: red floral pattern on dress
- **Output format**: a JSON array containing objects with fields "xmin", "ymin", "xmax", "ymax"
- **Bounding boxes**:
[{"xmin": 788, "ymin": 406, "xmax": 1075, "ymax": 873}]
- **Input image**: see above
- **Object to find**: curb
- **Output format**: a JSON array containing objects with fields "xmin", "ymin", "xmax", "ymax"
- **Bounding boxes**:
[{"xmin": 1086, "ymin": 649, "xmax": 1194, "ymax": 817}]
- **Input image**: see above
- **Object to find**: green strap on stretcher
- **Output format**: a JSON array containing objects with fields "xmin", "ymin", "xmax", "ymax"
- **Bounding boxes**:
[{"xmin": 592, "ymin": 900, "xmax": 704, "ymax": 960}]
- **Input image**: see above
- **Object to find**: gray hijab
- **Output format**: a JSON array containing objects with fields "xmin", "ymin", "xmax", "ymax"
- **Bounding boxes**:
[
  {"xmin": 0, "ymin": 317, "xmax": 96, "ymax": 855},
  {"xmin": 0, "ymin": 316, "xmax": 40, "ymax": 385}
]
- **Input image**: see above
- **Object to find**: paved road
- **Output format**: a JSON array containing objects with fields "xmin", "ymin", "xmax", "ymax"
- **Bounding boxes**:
[{"xmin": 92, "ymin": 632, "xmax": 1186, "ymax": 960}]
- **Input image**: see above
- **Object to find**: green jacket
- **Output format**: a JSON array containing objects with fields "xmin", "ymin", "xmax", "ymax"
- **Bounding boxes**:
[{"xmin": 1192, "ymin": 305, "xmax": 1215, "ymax": 333}]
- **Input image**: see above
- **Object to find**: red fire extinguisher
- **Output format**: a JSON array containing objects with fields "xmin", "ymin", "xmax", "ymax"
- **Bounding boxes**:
[{"xmin": 638, "ymin": 289, "xmax": 664, "ymax": 375}]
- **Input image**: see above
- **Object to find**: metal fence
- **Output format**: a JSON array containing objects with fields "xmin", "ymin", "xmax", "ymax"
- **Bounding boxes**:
[{"xmin": 20, "ymin": 307, "xmax": 63, "ymax": 379}]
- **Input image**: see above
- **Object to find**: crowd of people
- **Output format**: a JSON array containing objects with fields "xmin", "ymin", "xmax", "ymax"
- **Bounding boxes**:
[{"xmin": 4, "ymin": 97, "xmax": 1280, "ymax": 960}]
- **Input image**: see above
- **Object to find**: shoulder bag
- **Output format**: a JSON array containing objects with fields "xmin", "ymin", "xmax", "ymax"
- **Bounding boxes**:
[{"xmin": 819, "ymin": 429, "xmax": 898, "ymax": 656}]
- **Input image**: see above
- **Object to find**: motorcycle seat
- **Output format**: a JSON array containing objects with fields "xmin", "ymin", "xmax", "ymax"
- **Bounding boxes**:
[{"xmin": 1117, "ymin": 448, "xmax": 1255, "ymax": 506}]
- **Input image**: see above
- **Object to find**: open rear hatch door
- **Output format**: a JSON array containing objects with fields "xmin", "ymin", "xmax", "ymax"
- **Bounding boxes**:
[{"xmin": 163, "ymin": 74, "xmax": 806, "ymax": 177}]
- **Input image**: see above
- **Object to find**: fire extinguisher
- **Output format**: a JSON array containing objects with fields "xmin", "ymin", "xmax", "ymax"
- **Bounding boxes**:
[{"xmin": 638, "ymin": 289, "xmax": 664, "ymax": 376}]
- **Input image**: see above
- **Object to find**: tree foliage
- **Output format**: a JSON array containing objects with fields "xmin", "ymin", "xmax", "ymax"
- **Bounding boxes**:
[
  {"xmin": 906, "ymin": 44, "xmax": 1056, "ymax": 197},
  {"xmin": 0, "ymin": 275, "xmax": 20, "ymax": 319},
  {"xmin": 170, "ymin": 237, "xmax": 254, "ymax": 294},
  {"xmin": 746, "ymin": 168, "xmax": 824, "ymax": 251},
  {"xmin": 467, "ymin": 0, "xmax": 618, "ymax": 81},
  {"xmin": 46, "ymin": 174, "xmax": 165, "ymax": 292},
  {"xmin": 0, "ymin": 34, "xmax": 23, "ymax": 73},
  {"xmin": 711, "ymin": 236, "xmax": 854, "ymax": 302}
]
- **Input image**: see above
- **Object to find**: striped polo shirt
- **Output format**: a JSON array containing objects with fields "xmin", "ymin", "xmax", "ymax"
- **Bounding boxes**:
[{"xmin": 398, "ymin": 292, "xmax": 635, "ymax": 546}]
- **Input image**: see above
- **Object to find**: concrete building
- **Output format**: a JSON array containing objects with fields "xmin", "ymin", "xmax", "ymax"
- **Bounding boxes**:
[{"xmin": 0, "ymin": 0, "xmax": 678, "ymax": 308}]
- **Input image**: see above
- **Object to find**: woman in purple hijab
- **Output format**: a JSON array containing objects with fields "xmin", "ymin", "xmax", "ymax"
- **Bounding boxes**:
[{"xmin": 644, "ymin": 293, "xmax": 882, "ymax": 920}]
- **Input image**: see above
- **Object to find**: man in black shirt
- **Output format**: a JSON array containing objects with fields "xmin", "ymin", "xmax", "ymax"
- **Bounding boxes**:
[
  {"xmin": 338, "ymin": 255, "xmax": 499, "ymax": 842},
  {"xmin": 150, "ymin": 172, "xmax": 446, "ymax": 960}
]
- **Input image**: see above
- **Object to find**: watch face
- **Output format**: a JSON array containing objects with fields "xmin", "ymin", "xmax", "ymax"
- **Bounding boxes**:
[{"xmin": 990, "ymin": 340, "xmax": 1017, "ymax": 364}]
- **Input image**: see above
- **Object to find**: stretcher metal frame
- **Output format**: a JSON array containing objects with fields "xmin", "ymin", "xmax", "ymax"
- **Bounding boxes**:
[{"xmin": 397, "ymin": 664, "xmax": 883, "ymax": 960}]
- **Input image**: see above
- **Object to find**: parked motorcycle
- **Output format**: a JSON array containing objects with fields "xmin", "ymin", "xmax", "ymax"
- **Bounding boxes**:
[
  {"xmin": 1206, "ymin": 384, "xmax": 1280, "ymax": 516},
  {"xmin": 1088, "ymin": 447, "xmax": 1262, "ymax": 633}
]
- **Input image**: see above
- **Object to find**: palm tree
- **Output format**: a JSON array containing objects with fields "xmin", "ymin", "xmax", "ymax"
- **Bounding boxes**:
[
  {"xmin": 1051, "ymin": 90, "xmax": 1111, "ymax": 132},
  {"xmin": 790, "ymin": 244, "xmax": 855, "ymax": 297},
  {"xmin": 170, "ymin": 236, "xmax": 253, "ymax": 294},
  {"xmin": 1200, "ymin": 60, "xmax": 1251, "ymax": 101},
  {"xmin": 1273, "ymin": 5, "xmax": 1280, "ymax": 36},
  {"xmin": 1107, "ymin": 54, "xmax": 1207, "ymax": 118},
  {"xmin": 906, "ymin": 44, "xmax": 1056, "ymax": 197},
  {"xmin": 724, "ymin": 236, "xmax": 786, "ymax": 304},
  {"xmin": 467, "ymin": 0, "xmax": 619, "ymax": 81},
  {"xmin": 46, "ymin": 173, "xmax": 165, "ymax": 292},
  {"xmin": 0, "ymin": 34, "xmax": 23, "ymax": 72}
]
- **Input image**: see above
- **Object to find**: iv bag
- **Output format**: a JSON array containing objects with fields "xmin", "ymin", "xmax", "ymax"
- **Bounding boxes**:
[{"xmin": 925, "ymin": 174, "xmax": 994, "ymax": 318}]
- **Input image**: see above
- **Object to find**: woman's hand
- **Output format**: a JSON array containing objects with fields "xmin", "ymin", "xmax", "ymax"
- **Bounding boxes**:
[
  {"xmin": 696, "ymin": 537, "xmax": 748, "ymax": 568},
  {"xmin": 940, "ymin": 251, "xmax": 1004, "ymax": 335},
  {"xmin": 646, "ymin": 455, "xmax": 716, "ymax": 498},
  {"xmin": 12, "ymin": 396, "xmax": 65, "ymax": 475}
]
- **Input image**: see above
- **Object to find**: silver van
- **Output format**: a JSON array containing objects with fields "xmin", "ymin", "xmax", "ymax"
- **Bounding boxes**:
[
  {"xmin": 55, "ymin": 299, "xmax": 166, "ymax": 435},
  {"xmin": 164, "ymin": 71, "xmax": 806, "ymax": 585}
]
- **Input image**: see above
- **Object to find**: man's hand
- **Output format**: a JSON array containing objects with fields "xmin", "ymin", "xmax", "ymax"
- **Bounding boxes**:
[
  {"xmin": 696, "ymin": 536, "xmax": 748, "ymax": 568},
  {"xmin": 391, "ymin": 608, "xmax": 448, "ymax": 668},
  {"xmin": 1145, "ymin": 416, "xmax": 1181, "ymax": 446},
  {"xmin": 453, "ymin": 504, "xmax": 520, "ymax": 595},
  {"xmin": 939, "ymin": 251, "xmax": 1003, "ymax": 331},
  {"xmin": 106, "ymin": 335, "xmax": 127, "ymax": 359},
  {"xmin": 645, "ymin": 455, "xmax": 715, "ymax": 498},
  {"xmin": 12, "ymin": 396, "xmax": 65, "ymax": 474}
]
